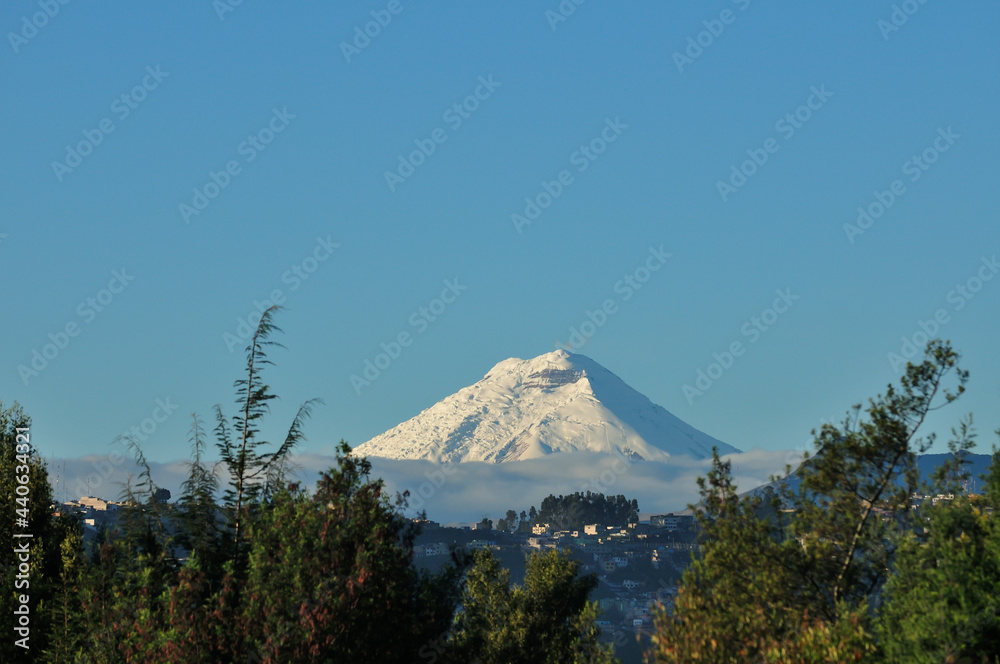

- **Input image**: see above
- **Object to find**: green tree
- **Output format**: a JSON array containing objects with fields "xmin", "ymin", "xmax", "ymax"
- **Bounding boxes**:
[
  {"xmin": 239, "ymin": 442, "xmax": 465, "ymax": 663},
  {"xmin": 75, "ymin": 305, "xmax": 320, "ymax": 662},
  {"xmin": 448, "ymin": 548, "xmax": 618, "ymax": 664},
  {"xmin": 1, "ymin": 401, "xmax": 83, "ymax": 662},
  {"xmin": 72, "ymin": 535, "xmax": 130, "ymax": 663},
  {"xmin": 649, "ymin": 450, "xmax": 860, "ymax": 662},
  {"xmin": 506, "ymin": 509, "xmax": 518, "ymax": 530},
  {"xmin": 782, "ymin": 340, "xmax": 967, "ymax": 618},
  {"xmin": 175, "ymin": 414, "xmax": 224, "ymax": 583},
  {"xmin": 532, "ymin": 492, "xmax": 638, "ymax": 530},
  {"xmin": 213, "ymin": 305, "xmax": 321, "ymax": 565},
  {"xmin": 650, "ymin": 340, "xmax": 966, "ymax": 662},
  {"xmin": 876, "ymin": 427, "xmax": 1000, "ymax": 663},
  {"xmin": 41, "ymin": 514, "xmax": 87, "ymax": 663},
  {"xmin": 120, "ymin": 555, "xmax": 238, "ymax": 664}
]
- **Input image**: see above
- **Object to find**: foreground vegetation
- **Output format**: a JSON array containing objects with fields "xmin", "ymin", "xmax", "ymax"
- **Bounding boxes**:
[
  {"xmin": 2, "ymin": 309, "xmax": 616, "ymax": 664},
  {"xmin": 651, "ymin": 340, "xmax": 1000, "ymax": 663},
  {"xmin": 2, "ymin": 309, "xmax": 997, "ymax": 662}
]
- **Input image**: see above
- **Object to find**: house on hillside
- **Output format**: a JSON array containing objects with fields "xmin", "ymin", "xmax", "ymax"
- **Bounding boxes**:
[
  {"xmin": 650, "ymin": 512, "xmax": 695, "ymax": 531},
  {"xmin": 528, "ymin": 536, "xmax": 554, "ymax": 549}
]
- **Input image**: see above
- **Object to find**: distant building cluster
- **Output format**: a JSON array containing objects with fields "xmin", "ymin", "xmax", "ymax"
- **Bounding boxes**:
[
  {"xmin": 56, "ymin": 496, "xmax": 129, "ymax": 530},
  {"xmin": 409, "ymin": 510, "xmax": 710, "ymax": 635},
  {"xmin": 648, "ymin": 512, "xmax": 695, "ymax": 531}
]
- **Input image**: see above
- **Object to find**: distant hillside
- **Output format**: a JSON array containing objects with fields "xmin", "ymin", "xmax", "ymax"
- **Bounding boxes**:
[{"xmin": 748, "ymin": 452, "xmax": 995, "ymax": 498}]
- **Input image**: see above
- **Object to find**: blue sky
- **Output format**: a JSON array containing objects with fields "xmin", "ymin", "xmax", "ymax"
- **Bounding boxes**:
[{"xmin": 4, "ymin": 1, "xmax": 999, "ymax": 467}]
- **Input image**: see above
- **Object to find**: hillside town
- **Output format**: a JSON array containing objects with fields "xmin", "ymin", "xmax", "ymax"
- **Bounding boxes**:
[{"xmin": 413, "ymin": 510, "xmax": 699, "ymax": 640}]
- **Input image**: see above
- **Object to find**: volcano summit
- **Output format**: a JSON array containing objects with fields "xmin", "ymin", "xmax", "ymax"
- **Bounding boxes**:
[{"xmin": 353, "ymin": 350, "xmax": 740, "ymax": 463}]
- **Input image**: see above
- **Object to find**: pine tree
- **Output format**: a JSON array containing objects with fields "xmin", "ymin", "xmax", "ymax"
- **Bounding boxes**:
[
  {"xmin": 448, "ymin": 548, "xmax": 619, "ymax": 664},
  {"xmin": 239, "ymin": 441, "xmax": 465, "ymax": 663},
  {"xmin": 649, "ymin": 340, "xmax": 966, "ymax": 662},
  {"xmin": 782, "ymin": 339, "xmax": 967, "ymax": 616},
  {"xmin": 876, "ymin": 427, "xmax": 1000, "ymax": 663}
]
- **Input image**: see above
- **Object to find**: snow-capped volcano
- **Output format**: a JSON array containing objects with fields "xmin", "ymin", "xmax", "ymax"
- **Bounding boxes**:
[{"xmin": 353, "ymin": 350, "xmax": 740, "ymax": 463}]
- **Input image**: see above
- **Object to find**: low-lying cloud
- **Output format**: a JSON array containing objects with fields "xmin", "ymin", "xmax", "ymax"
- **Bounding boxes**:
[{"xmin": 47, "ymin": 449, "xmax": 800, "ymax": 524}]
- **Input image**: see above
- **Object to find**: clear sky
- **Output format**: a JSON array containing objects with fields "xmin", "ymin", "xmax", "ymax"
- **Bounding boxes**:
[{"xmin": 4, "ymin": 1, "xmax": 999, "ymax": 466}]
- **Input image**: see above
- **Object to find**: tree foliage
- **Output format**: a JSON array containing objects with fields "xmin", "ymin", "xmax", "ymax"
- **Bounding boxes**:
[
  {"xmin": 239, "ymin": 442, "xmax": 466, "ymax": 663},
  {"xmin": 529, "ymin": 492, "xmax": 639, "ymax": 531},
  {"xmin": 1, "ymin": 401, "xmax": 72, "ymax": 662},
  {"xmin": 0, "ymin": 309, "xmax": 619, "ymax": 662},
  {"xmin": 650, "ymin": 340, "xmax": 971, "ymax": 663},
  {"xmin": 448, "ymin": 548, "xmax": 618, "ymax": 664},
  {"xmin": 877, "ymin": 426, "xmax": 1000, "ymax": 663},
  {"xmin": 212, "ymin": 305, "xmax": 322, "ymax": 565}
]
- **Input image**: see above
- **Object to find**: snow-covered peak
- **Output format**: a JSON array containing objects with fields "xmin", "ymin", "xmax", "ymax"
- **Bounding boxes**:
[{"xmin": 353, "ymin": 351, "xmax": 741, "ymax": 463}]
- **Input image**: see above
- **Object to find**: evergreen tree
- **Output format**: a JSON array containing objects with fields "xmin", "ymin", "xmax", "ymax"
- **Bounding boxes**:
[
  {"xmin": 505, "ymin": 509, "xmax": 518, "ymax": 532},
  {"xmin": 239, "ymin": 442, "xmax": 465, "ymax": 663},
  {"xmin": 41, "ymin": 514, "xmax": 87, "ymax": 663},
  {"xmin": 784, "ymin": 340, "xmax": 967, "ymax": 616},
  {"xmin": 213, "ymin": 305, "xmax": 321, "ymax": 568},
  {"xmin": 1, "ymin": 401, "xmax": 81, "ymax": 662},
  {"xmin": 653, "ymin": 451, "xmax": 811, "ymax": 661},
  {"xmin": 876, "ymin": 427, "xmax": 1000, "ymax": 663},
  {"xmin": 650, "ymin": 340, "xmax": 966, "ymax": 662},
  {"xmin": 448, "ymin": 548, "xmax": 618, "ymax": 664},
  {"xmin": 175, "ymin": 414, "xmax": 223, "ymax": 583}
]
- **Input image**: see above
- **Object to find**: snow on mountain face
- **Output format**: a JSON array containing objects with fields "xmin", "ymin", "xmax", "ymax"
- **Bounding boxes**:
[{"xmin": 353, "ymin": 350, "xmax": 741, "ymax": 463}]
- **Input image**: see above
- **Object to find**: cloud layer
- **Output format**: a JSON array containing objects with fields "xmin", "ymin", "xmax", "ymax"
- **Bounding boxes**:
[{"xmin": 47, "ymin": 448, "xmax": 800, "ymax": 524}]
